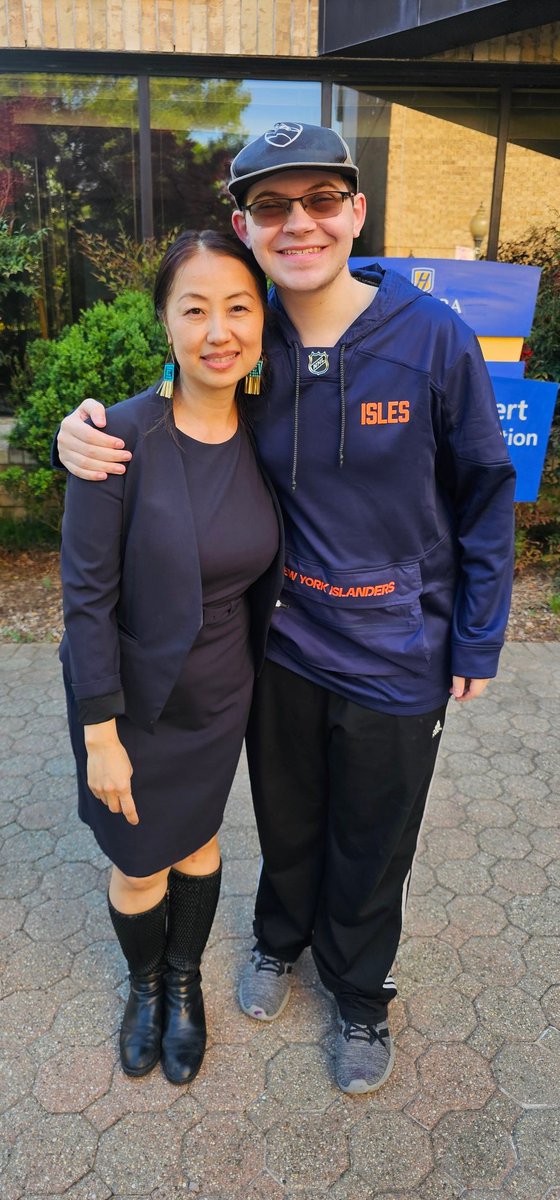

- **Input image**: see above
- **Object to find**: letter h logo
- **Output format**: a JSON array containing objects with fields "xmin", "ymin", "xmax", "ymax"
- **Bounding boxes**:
[{"xmin": 411, "ymin": 268, "xmax": 435, "ymax": 293}]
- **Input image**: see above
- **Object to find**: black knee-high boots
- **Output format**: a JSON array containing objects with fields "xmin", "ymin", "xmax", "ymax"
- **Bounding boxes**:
[
  {"xmin": 162, "ymin": 863, "xmax": 222, "ymax": 1085},
  {"xmin": 108, "ymin": 893, "xmax": 167, "ymax": 1077}
]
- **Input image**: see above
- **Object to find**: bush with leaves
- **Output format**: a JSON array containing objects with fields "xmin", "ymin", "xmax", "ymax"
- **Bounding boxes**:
[
  {"xmin": 498, "ymin": 223, "xmax": 560, "ymax": 572},
  {"xmin": 5, "ymin": 289, "xmax": 166, "ymax": 526},
  {"xmin": 78, "ymin": 226, "xmax": 181, "ymax": 298},
  {"xmin": 0, "ymin": 219, "xmax": 45, "ymax": 305},
  {"xmin": 499, "ymin": 222, "xmax": 560, "ymax": 383},
  {"xmin": 0, "ymin": 219, "xmax": 46, "ymax": 395}
]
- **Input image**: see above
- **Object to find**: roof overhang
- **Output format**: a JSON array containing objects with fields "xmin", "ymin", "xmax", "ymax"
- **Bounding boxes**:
[{"xmin": 319, "ymin": 0, "xmax": 560, "ymax": 58}]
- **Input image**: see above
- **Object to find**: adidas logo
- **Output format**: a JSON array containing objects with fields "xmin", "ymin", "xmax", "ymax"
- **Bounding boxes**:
[{"xmin": 432, "ymin": 719, "xmax": 443, "ymax": 738}]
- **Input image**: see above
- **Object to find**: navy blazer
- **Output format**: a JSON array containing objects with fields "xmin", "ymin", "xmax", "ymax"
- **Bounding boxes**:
[{"xmin": 59, "ymin": 387, "xmax": 285, "ymax": 732}]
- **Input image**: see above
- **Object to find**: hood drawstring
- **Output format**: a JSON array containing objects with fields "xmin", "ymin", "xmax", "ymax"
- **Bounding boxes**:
[
  {"xmin": 338, "ymin": 344, "xmax": 347, "ymax": 469},
  {"xmin": 291, "ymin": 343, "xmax": 347, "ymax": 489},
  {"xmin": 291, "ymin": 347, "xmax": 300, "ymax": 491}
]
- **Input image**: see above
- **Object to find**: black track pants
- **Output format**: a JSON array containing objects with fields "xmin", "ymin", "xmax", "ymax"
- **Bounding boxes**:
[{"xmin": 245, "ymin": 661, "xmax": 447, "ymax": 1023}]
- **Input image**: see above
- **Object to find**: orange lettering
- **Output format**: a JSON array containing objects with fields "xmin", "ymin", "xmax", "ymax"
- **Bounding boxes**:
[
  {"xmin": 361, "ymin": 401, "xmax": 410, "ymax": 427},
  {"xmin": 297, "ymin": 574, "xmax": 396, "ymax": 598}
]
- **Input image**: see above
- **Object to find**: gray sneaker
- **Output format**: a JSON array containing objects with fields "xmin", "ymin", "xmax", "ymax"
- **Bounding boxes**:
[
  {"xmin": 238, "ymin": 950, "xmax": 294, "ymax": 1021},
  {"xmin": 335, "ymin": 1017, "xmax": 395, "ymax": 1094}
]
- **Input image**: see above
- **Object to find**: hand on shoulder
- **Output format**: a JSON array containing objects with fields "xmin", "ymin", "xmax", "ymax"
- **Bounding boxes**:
[{"xmin": 58, "ymin": 398, "xmax": 132, "ymax": 480}]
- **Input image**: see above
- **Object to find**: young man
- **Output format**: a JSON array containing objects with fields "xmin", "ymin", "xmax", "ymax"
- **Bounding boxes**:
[{"xmin": 56, "ymin": 122, "xmax": 516, "ymax": 1095}]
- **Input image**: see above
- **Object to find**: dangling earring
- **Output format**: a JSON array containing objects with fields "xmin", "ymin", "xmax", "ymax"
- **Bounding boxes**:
[
  {"xmin": 156, "ymin": 347, "xmax": 175, "ymax": 400},
  {"xmin": 244, "ymin": 357, "xmax": 263, "ymax": 395}
]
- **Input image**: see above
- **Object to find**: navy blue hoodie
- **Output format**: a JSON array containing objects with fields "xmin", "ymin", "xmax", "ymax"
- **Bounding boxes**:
[{"xmin": 252, "ymin": 265, "xmax": 516, "ymax": 715}]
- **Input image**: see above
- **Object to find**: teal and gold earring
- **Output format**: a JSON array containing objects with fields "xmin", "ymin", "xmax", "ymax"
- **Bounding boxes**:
[
  {"xmin": 244, "ymin": 357, "xmax": 263, "ymax": 396},
  {"xmin": 156, "ymin": 347, "xmax": 176, "ymax": 400}
]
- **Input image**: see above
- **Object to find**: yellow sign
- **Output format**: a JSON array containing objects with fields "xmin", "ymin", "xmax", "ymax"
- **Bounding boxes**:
[{"xmin": 477, "ymin": 336, "xmax": 524, "ymax": 362}]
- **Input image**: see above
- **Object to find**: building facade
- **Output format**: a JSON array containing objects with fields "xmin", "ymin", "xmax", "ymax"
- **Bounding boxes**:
[{"xmin": 1, "ymin": 1, "xmax": 559, "ymax": 339}]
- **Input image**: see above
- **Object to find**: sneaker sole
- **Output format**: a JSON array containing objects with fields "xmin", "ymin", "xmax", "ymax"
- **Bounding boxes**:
[
  {"xmin": 336, "ymin": 1038, "xmax": 396, "ymax": 1095},
  {"xmin": 238, "ymin": 982, "xmax": 292, "ymax": 1022}
]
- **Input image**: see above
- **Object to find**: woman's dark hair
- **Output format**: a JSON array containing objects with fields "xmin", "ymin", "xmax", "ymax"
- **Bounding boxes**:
[{"xmin": 154, "ymin": 229, "xmax": 268, "ymax": 320}]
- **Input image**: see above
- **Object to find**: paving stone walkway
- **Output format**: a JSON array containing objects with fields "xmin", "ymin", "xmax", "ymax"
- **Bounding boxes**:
[{"xmin": 1, "ymin": 642, "xmax": 559, "ymax": 1199}]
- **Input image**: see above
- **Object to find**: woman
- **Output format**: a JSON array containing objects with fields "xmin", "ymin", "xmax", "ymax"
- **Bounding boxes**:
[{"xmin": 60, "ymin": 231, "xmax": 283, "ymax": 1085}]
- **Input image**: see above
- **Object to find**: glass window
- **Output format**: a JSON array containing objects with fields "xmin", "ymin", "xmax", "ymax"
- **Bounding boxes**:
[
  {"xmin": 0, "ymin": 73, "xmax": 140, "ymax": 337},
  {"xmin": 333, "ymin": 85, "xmax": 499, "ymax": 259},
  {"xmin": 500, "ymin": 91, "xmax": 560, "ymax": 244},
  {"xmin": 150, "ymin": 78, "xmax": 322, "ymax": 238},
  {"xmin": 0, "ymin": 72, "xmax": 320, "ymax": 403}
]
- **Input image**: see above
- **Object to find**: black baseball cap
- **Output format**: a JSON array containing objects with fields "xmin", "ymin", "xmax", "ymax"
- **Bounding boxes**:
[{"xmin": 228, "ymin": 122, "xmax": 359, "ymax": 204}]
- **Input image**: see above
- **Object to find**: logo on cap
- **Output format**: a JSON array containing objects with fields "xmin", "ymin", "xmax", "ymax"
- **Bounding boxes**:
[{"xmin": 264, "ymin": 122, "xmax": 303, "ymax": 148}]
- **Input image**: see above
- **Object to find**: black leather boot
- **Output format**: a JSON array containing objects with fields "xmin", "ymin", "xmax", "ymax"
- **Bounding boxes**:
[
  {"xmin": 161, "ymin": 967, "xmax": 206, "ymax": 1085},
  {"xmin": 161, "ymin": 865, "xmax": 221, "ymax": 1085},
  {"xmin": 108, "ymin": 893, "xmax": 167, "ymax": 1077}
]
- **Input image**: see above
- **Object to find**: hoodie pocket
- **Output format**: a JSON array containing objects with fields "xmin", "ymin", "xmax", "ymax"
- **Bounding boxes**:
[{"xmin": 275, "ymin": 555, "xmax": 430, "ymax": 676}]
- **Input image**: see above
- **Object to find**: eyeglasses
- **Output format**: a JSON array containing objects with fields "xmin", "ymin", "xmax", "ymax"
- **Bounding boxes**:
[{"xmin": 243, "ymin": 190, "xmax": 355, "ymax": 227}]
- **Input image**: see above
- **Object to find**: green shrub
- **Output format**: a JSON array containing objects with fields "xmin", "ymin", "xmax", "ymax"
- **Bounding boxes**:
[
  {"xmin": 6, "ymin": 289, "xmax": 167, "ymax": 524},
  {"xmin": 0, "ymin": 219, "xmax": 45, "ymax": 306},
  {"xmin": 0, "ymin": 515, "xmax": 60, "ymax": 550},
  {"xmin": 499, "ymin": 223, "xmax": 560, "ymax": 383},
  {"xmin": 78, "ymin": 226, "xmax": 180, "ymax": 297},
  {"xmin": 0, "ymin": 219, "xmax": 47, "ymax": 400},
  {"xmin": 499, "ymin": 223, "xmax": 560, "ymax": 571}
]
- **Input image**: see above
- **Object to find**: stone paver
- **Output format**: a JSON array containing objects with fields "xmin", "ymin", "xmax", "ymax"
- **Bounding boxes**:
[
  {"xmin": 407, "ymin": 1042, "xmax": 495, "ymax": 1128},
  {"xmin": 0, "ymin": 642, "xmax": 559, "ymax": 1198},
  {"xmin": 350, "ymin": 1109, "xmax": 434, "ymax": 1189}
]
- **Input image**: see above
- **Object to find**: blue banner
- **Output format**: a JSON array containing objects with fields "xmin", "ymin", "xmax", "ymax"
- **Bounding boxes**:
[
  {"xmin": 350, "ymin": 258, "xmax": 541, "ymax": 337},
  {"xmin": 490, "ymin": 377, "xmax": 558, "ymax": 502},
  {"xmin": 488, "ymin": 362, "xmax": 525, "ymax": 378}
]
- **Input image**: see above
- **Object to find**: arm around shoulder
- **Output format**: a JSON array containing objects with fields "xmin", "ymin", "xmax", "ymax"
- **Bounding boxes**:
[{"xmin": 55, "ymin": 398, "xmax": 132, "ymax": 479}]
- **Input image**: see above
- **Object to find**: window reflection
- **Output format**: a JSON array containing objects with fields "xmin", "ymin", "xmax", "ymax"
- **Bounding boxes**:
[
  {"xmin": 149, "ymin": 77, "xmax": 321, "ymax": 237},
  {"xmin": 333, "ymin": 85, "xmax": 499, "ymax": 260},
  {"xmin": 501, "ymin": 91, "xmax": 560, "ymax": 243},
  {"xmin": 0, "ymin": 72, "xmax": 320, "ymax": 403},
  {"xmin": 0, "ymin": 73, "xmax": 140, "ymax": 338}
]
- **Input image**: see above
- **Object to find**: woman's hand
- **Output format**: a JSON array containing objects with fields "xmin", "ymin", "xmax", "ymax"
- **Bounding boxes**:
[
  {"xmin": 84, "ymin": 720, "xmax": 138, "ymax": 824},
  {"xmin": 58, "ymin": 399, "xmax": 132, "ymax": 480}
]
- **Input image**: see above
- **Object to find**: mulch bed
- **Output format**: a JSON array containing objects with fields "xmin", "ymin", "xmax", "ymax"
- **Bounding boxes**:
[{"xmin": 1, "ymin": 549, "xmax": 559, "ymax": 644}]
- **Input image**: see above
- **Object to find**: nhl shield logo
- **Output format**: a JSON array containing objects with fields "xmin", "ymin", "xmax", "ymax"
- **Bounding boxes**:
[
  {"xmin": 308, "ymin": 350, "xmax": 330, "ymax": 375},
  {"xmin": 265, "ymin": 122, "xmax": 303, "ymax": 148},
  {"xmin": 411, "ymin": 267, "xmax": 435, "ymax": 293}
]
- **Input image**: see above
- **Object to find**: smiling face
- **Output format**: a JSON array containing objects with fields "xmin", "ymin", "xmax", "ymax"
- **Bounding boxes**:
[
  {"xmin": 231, "ymin": 169, "xmax": 367, "ymax": 297},
  {"xmin": 162, "ymin": 248, "xmax": 265, "ymax": 400}
]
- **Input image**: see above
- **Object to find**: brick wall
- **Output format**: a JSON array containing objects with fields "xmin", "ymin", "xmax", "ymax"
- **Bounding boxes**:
[
  {"xmin": 2, "ymin": 6, "xmax": 559, "ymax": 61},
  {"xmin": 382, "ymin": 103, "xmax": 560, "ymax": 257},
  {"xmin": 429, "ymin": 20, "xmax": 560, "ymax": 62},
  {"xmin": 0, "ymin": 0, "xmax": 319, "ymax": 55}
]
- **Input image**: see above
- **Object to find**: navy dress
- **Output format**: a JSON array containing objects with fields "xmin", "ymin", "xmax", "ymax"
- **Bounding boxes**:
[{"xmin": 68, "ymin": 423, "xmax": 279, "ymax": 876}]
